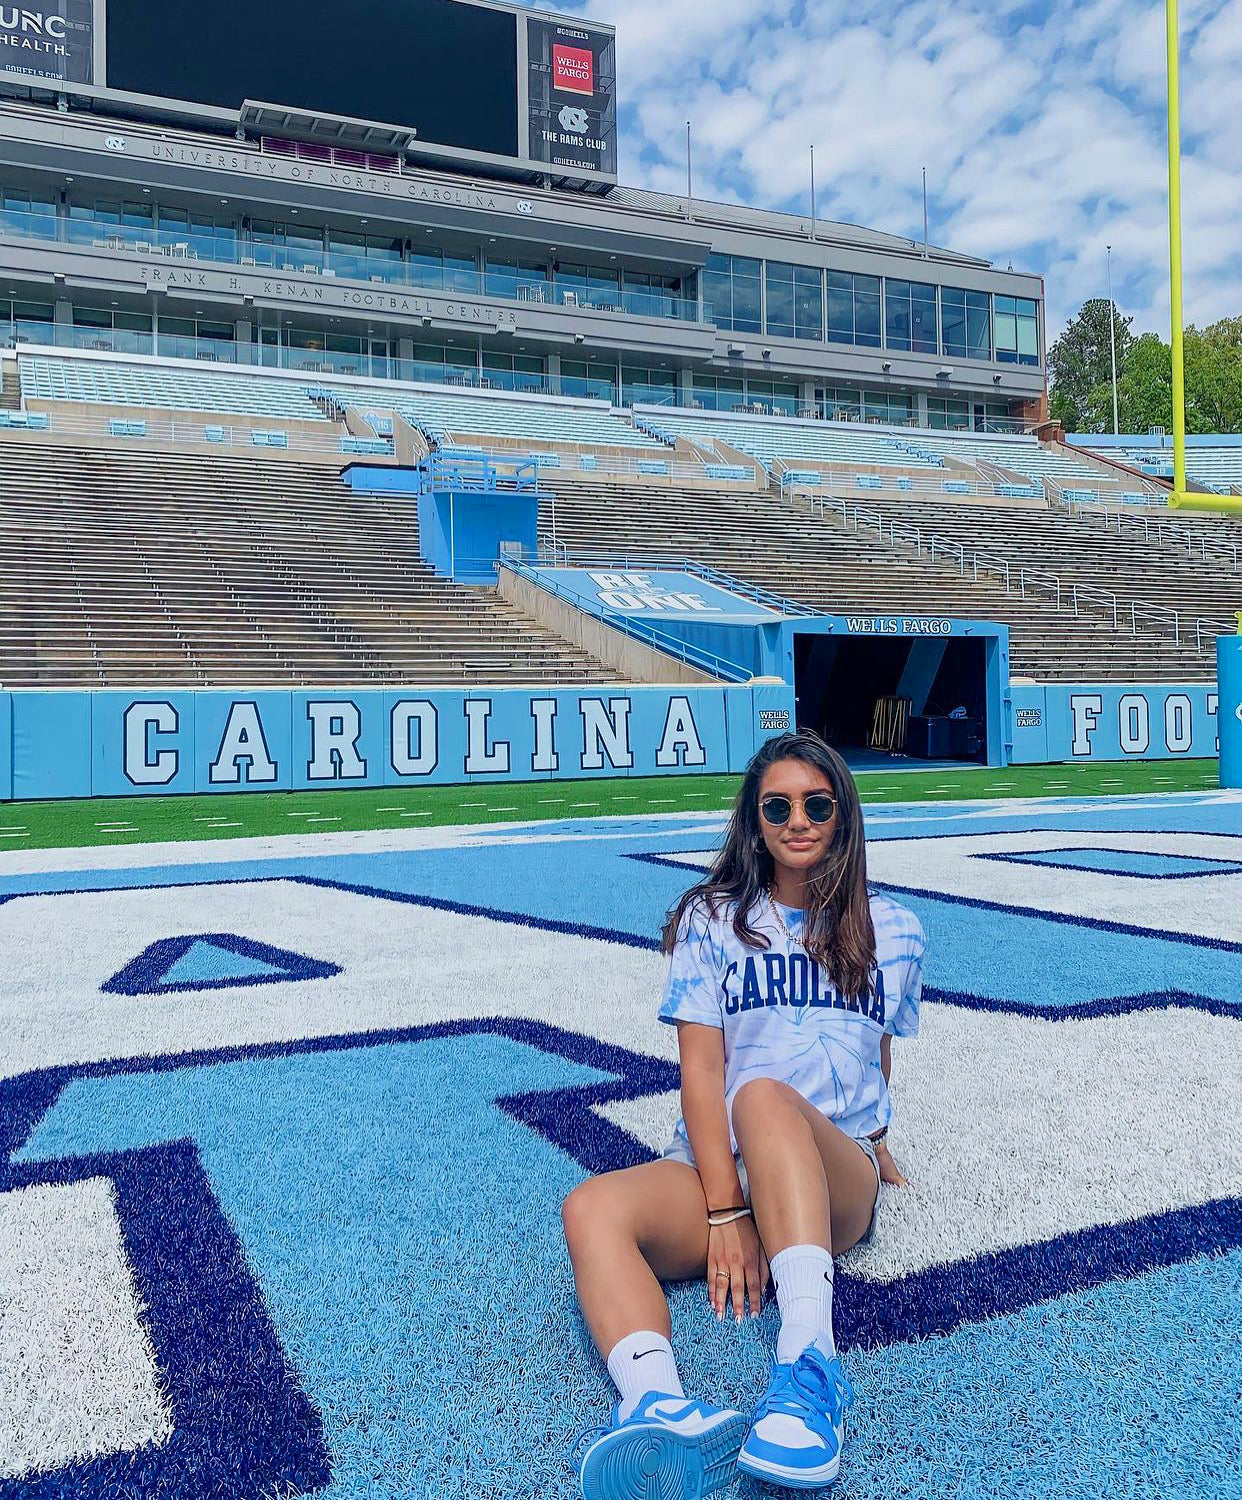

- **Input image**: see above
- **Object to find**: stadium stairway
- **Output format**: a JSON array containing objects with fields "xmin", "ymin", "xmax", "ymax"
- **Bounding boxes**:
[
  {"xmin": 0, "ymin": 442, "xmax": 628, "ymax": 688},
  {"xmin": 539, "ymin": 476, "xmax": 1214, "ymax": 682},
  {"xmin": 827, "ymin": 492, "xmax": 1240, "ymax": 666}
]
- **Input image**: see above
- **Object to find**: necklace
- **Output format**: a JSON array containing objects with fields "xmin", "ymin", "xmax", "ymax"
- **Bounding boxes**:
[{"xmin": 768, "ymin": 892, "xmax": 805, "ymax": 947}]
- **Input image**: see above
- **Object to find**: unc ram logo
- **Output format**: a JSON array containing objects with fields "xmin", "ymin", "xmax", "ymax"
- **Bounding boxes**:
[{"xmin": 558, "ymin": 105, "xmax": 589, "ymax": 134}]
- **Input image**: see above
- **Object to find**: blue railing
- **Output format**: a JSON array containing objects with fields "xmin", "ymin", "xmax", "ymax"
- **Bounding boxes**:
[
  {"xmin": 418, "ymin": 451, "xmax": 541, "ymax": 496},
  {"xmin": 499, "ymin": 556, "xmax": 754, "ymax": 683}
]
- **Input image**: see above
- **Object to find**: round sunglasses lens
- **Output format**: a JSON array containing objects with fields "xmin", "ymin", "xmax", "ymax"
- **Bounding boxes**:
[
  {"xmin": 805, "ymin": 795, "xmax": 836, "ymax": 823},
  {"xmin": 761, "ymin": 797, "xmax": 792, "ymax": 824}
]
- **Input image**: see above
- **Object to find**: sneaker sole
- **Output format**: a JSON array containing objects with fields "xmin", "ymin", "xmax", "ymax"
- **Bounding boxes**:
[
  {"xmin": 580, "ymin": 1412, "xmax": 749, "ymax": 1500},
  {"xmin": 736, "ymin": 1446, "xmax": 842, "ymax": 1488}
]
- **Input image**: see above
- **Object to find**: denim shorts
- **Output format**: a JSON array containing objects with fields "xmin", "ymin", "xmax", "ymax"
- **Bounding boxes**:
[{"xmin": 661, "ymin": 1132, "xmax": 882, "ymax": 1247}]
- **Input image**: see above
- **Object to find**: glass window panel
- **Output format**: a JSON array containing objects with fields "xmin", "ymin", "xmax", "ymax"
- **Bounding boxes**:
[
  {"xmin": 765, "ymin": 274, "xmax": 795, "ymax": 338},
  {"xmin": 73, "ymin": 306, "xmax": 111, "ymax": 327},
  {"xmin": 731, "ymin": 275, "xmax": 761, "ymax": 333}
]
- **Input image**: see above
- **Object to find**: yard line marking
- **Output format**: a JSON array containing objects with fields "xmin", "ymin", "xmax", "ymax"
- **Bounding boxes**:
[
  {"xmin": 485, "ymin": 806, "xmax": 519, "ymax": 812},
  {"xmin": 306, "ymin": 816, "xmax": 341, "ymax": 823},
  {"xmin": 0, "ymin": 832, "xmax": 29, "ymax": 839},
  {"xmin": 460, "ymin": 802, "xmax": 487, "ymax": 807},
  {"xmin": 400, "ymin": 811, "xmax": 432, "ymax": 818},
  {"xmin": 376, "ymin": 807, "xmax": 405, "ymax": 812}
]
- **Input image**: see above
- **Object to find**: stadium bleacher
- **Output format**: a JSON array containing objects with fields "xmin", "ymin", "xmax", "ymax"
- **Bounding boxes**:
[
  {"xmin": 636, "ymin": 405, "xmax": 1142, "ymax": 495},
  {"xmin": 19, "ymin": 353, "xmax": 330, "ymax": 423},
  {"xmin": 353, "ymin": 387, "xmax": 671, "ymax": 453},
  {"xmin": 0, "ymin": 441, "xmax": 626, "ymax": 687},
  {"xmin": 1069, "ymin": 434, "xmax": 1242, "ymax": 494},
  {"xmin": 638, "ymin": 408, "xmax": 946, "ymax": 472},
  {"xmin": 4, "ymin": 351, "xmax": 1236, "ymax": 689},
  {"xmin": 537, "ymin": 474, "xmax": 1219, "ymax": 682}
]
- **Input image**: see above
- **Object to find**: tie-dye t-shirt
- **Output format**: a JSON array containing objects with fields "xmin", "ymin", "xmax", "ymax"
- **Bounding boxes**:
[{"xmin": 658, "ymin": 891, "xmax": 925, "ymax": 1157}]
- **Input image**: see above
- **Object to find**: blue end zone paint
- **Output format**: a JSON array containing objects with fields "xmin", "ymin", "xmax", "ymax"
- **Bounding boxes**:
[
  {"xmin": 845, "ymin": 1247, "xmax": 1242, "ymax": 1495},
  {"xmin": 5, "ymin": 1019, "xmax": 1240, "ymax": 1499},
  {"xmin": 975, "ymin": 846, "xmax": 1242, "ymax": 879},
  {"xmin": 3, "ymin": 796, "xmax": 1242, "ymax": 1496},
  {"xmin": 101, "ymin": 934, "xmax": 342, "ymax": 996}
]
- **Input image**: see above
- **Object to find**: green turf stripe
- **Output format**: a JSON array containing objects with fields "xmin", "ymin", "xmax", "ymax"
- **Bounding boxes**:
[{"xmin": 0, "ymin": 760, "xmax": 1222, "ymax": 851}]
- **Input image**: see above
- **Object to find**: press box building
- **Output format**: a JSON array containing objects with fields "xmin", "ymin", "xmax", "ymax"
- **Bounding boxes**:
[{"xmin": 0, "ymin": 0, "xmax": 1046, "ymax": 430}]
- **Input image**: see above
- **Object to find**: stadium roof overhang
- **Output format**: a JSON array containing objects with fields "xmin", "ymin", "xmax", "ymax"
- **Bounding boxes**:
[{"xmin": 239, "ymin": 101, "xmax": 416, "ymax": 155}]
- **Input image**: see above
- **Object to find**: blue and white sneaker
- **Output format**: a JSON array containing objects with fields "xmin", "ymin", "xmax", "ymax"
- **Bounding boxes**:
[
  {"xmin": 572, "ymin": 1392, "xmax": 749, "ymax": 1500},
  {"xmin": 736, "ymin": 1345, "xmax": 854, "ymax": 1489}
]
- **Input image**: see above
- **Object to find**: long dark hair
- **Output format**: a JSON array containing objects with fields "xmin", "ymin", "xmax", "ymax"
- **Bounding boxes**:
[{"xmin": 661, "ymin": 730, "xmax": 876, "ymax": 998}]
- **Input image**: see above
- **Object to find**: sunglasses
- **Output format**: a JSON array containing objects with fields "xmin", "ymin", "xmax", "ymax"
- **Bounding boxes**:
[{"xmin": 759, "ymin": 792, "xmax": 837, "ymax": 826}]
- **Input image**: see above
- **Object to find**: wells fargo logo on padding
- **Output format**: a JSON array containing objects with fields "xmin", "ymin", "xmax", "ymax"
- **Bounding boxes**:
[{"xmin": 552, "ymin": 43, "xmax": 594, "ymax": 96}]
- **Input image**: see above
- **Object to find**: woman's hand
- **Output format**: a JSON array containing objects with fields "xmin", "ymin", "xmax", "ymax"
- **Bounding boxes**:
[
  {"xmin": 874, "ymin": 1139, "xmax": 910, "ymax": 1187},
  {"xmin": 707, "ymin": 1217, "xmax": 768, "ymax": 1322}
]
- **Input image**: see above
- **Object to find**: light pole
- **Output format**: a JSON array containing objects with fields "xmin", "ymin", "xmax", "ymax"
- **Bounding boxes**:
[{"xmin": 1106, "ymin": 244, "xmax": 1119, "ymax": 436}]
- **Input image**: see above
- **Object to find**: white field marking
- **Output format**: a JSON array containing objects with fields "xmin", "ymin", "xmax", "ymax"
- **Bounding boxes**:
[
  {"xmin": 0, "ymin": 793, "xmax": 1233, "ymax": 881},
  {"xmin": 866, "ymin": 829, "xmax": 1242, "ymax": 942},
  {"xmin": 570, "ymin": 802, "xmax": 599, "ymax": 808},
  {"xmin": 0, "ymin": 834, "xmax": 29, "ymax": 840},
  {"xmin": 305, "ymin": 816, "xmax": 340, "ymax": 823},
  {"xmin": 400, "ymin": 811, "xmax": 432, "ymax": 818},
  {"xmin": 0, "ymin": 826, "xmax": 28, "ymax": 831},
  {"xmin": 206, "ymin": 823, "xmax": 243, "ymax": 829},
  {"xmin": 485, "ymin": 806, "xmax": 519, "ymax": 812},
  {"xmin": 376, "ymin": 807, "xmax": 405, "ymax": 812},
  {"xmin": 459, "ymin": 802, "xmax": 487, "ymax": 808},
  {"xmin": 6, "ymin": 882, "xmax": 1238, "ymax": 1285},
  {"xmin": 0, "ymin": 1179, "xmax": 172, "ymax": 1477},
  {"xmin": 593, "ymin": 997, "xmax": 1242, "ymax": 1282},
  {"xmin": 0, "ymin": 880, "xmax": 676, "ymax": 1083}
]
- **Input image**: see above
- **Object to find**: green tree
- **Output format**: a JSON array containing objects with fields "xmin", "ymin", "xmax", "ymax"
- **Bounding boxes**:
[
  {"xmin": 1185, "ymin": 317, "xmax": 1242, "ymax": 432},
  {"xmin": 1097, "ymin": 332, "xmax": 1172, "ymax": 433},
  {"xmin": 1047, "ymin": 298, "xmax": 1134, "ymax": 431}
]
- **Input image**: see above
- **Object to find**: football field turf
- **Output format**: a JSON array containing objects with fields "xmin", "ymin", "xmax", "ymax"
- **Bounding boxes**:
[
  {"xmin": 1, "ymin": 783, "xmax": 1239, "ymax": 1498},
  {"xmin": 0, "ymin": 757, "xmax": 1220, "ymax": 850}
]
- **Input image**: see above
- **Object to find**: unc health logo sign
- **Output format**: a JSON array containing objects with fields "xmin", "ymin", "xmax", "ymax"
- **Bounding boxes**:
[{"xmin": 0, "ymin": 1, "xmax": 93, "ymax": 83}]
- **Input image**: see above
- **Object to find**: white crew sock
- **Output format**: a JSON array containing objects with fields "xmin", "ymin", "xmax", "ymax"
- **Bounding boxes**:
[
  {"xmin": 770, "ymin": 1244, "xmax": 836, "ymax": 1365},
  {"xmin": 606, "ymin": 1330, "xmax": 685, "ymax": 1422}
]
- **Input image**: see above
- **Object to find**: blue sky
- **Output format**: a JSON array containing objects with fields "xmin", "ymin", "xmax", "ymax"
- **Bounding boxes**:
[{"xmin": 553, "ymin": 0, "xmax": 1242, "ymax": 344}]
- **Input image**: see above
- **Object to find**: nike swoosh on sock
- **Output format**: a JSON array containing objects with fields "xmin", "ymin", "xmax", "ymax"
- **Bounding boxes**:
[{"xmin": 633, "ymin": 1349, "xmax": 663, "ymax": 1360}]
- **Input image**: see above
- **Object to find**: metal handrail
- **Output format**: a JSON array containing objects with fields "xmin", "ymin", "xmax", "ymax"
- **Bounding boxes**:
[
  {"xmin": 929, "ymin": 536, "xmax": 965, "ymax": 572},
  {"xmin": 972, "ymin": 551, "xmax": 1011, "ymax": 590},
  {"xmin": 498, "ymin": 555, "xmax": 752, "ymax": 682},
  {"xmin": 1019, "ymin": 567, "xmax": 1062, "ymax": 609},
  {"xmin": 1071, "ymin": 582, "xmax": 1119, "ymax": 630},
  {"xmin": 539, "ymin": 548, "xmax": 826, "ymax": 618},
  {"xmin": 1132, "ymin": 600, "xmax": 1181, "ymax": 647}
]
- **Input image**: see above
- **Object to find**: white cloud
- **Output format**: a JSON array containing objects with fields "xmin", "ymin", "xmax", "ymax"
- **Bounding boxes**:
[{"xmin": 559, "ymin": 0, "xmax": 1241, "ymax": 337}]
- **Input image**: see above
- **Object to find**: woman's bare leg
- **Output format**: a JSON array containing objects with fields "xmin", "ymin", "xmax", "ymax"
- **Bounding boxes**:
[
  {"xmin": 561, "ymin": 1159, "xmax": 711, "ymax": 1357},
  {"xmin": 730, "ymin": 1076, "xmax": 878, "ymax": 1259}
]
